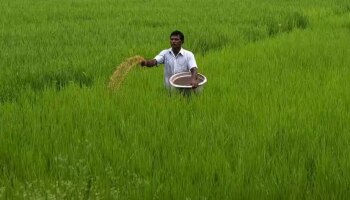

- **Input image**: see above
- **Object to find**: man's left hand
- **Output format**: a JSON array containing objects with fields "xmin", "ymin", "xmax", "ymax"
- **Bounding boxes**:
[{"xmin": 191, "ymin": 79, "xmax": 199, "ymax": 88}]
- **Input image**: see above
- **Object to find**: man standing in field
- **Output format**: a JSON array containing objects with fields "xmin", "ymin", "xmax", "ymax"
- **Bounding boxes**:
[{"xmin": 140, "ymin": 30, "xmax": 199, "ymax": 88}]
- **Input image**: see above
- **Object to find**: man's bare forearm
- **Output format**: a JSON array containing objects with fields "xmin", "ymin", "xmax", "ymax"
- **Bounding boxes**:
[
  {"xmin": 141, "ymin": 59, "xmax": 157, "ymax": 67},
  {"xmin": 190, "ymin": 67, "xmax": 198, "ymax": 79},
  {"xmin": 190, "ymin": 67, "xmax": 199, "ymax": 88}
]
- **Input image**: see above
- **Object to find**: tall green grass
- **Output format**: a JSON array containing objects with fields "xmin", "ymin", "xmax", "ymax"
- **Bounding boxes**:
[{"xmin": 1, "ymin": 0, "xmax": 350, "ymax": 199}]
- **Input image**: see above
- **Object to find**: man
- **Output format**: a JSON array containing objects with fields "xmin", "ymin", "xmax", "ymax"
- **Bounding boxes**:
[{"xmin": 140, "ymin": 30, "xmax": 199, "ymax": 88}]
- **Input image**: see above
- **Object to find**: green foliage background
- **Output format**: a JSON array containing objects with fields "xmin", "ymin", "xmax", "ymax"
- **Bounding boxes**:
[{"xmin": 1, "ymin": 0, "xmax": 350, "ymax": 199}]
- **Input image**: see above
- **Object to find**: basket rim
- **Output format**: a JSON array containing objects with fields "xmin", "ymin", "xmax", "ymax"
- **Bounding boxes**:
[{"xmin": 169, "ymin": 72, "xmax": 207, "ymax": 88}]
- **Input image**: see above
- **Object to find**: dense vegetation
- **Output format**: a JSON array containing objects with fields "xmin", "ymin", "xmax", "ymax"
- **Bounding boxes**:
[{"xmin": 1, "ymin": 0, "xmax": 350, "ymax": 199}]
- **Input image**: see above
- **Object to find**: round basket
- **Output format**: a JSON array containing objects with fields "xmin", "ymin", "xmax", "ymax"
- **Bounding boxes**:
[{"xmin": 169, "ymin": 72, "xmax": 207, "ymax": 93}]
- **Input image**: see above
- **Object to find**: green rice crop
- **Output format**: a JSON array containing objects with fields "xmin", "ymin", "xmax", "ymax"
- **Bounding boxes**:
[{"xmin": 1, "ymin": 0, "xmax": 350, "ymax": 199}]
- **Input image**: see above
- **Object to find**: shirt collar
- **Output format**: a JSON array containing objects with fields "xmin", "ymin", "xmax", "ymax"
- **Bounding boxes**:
[{"xmin": 169, "ymin": 48, "xmax": 184, "ymax": 56}]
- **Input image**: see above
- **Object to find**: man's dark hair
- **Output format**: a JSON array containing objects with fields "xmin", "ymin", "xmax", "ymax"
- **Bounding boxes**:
[{"xmin": 170, "ymin": 30, "xmax": 185, "ymax": 43}]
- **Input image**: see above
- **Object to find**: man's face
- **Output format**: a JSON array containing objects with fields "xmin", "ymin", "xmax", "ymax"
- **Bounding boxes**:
[{"xmin": 170, "ymin": 35, "xmax": 182, "ymax": 49}]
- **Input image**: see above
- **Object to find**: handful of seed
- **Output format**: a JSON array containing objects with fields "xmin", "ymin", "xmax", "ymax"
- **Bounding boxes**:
[{"xmin": 108, "ymin": 55, "xmax": 144, "ymax": 90}]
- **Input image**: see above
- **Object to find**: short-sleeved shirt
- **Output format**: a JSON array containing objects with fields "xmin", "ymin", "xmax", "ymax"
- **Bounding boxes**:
[{"xmin": 154, "ymin": 48, "xmax": 198, "ymax": 88}]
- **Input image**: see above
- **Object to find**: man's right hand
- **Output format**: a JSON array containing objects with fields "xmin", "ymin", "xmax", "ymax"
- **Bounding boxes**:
[
  {"xmin": 140, "ymin": 60, "xmax": 146, "ymax": 66},
  {"xmin": 140, "ymin": 59, "xmax": 157, "ymax": 67}
]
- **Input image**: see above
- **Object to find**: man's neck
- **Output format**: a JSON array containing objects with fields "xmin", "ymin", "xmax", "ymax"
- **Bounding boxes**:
[{"xmin": 172, "ymin": 48, "xmax": 181, "ymax": 56}]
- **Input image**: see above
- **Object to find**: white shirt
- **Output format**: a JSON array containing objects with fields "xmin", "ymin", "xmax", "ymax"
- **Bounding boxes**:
[{"xmin": 154, "ymin": 48, "xmax": 198, "ymax": 88}]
